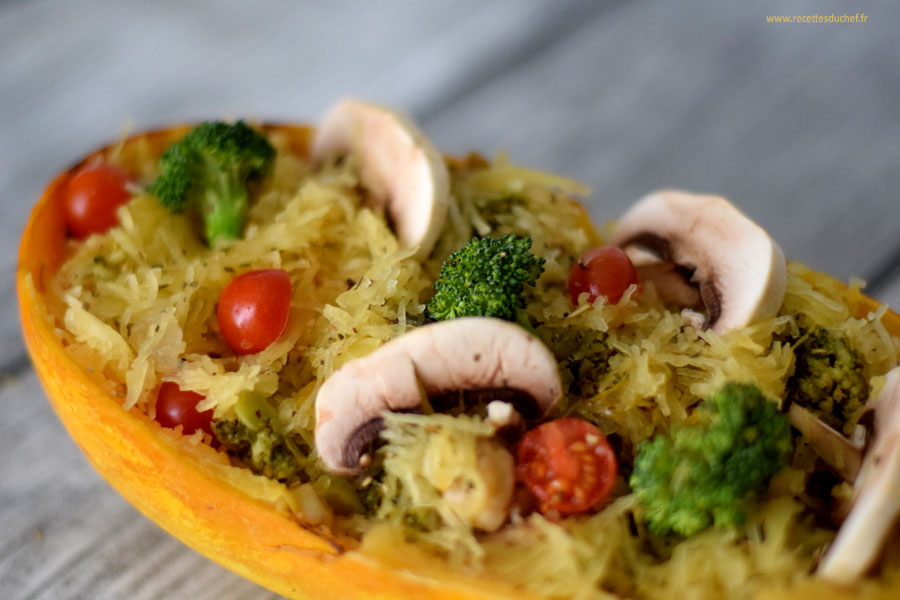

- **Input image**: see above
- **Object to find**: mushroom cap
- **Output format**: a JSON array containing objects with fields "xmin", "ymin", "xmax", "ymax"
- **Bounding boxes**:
[
  {"xmin": 311, "ymin": 99, "xmax": 449, "ymax": 259},
  {"xmin": 611, "ymin": 190, "xmax": 787, "ymax": 334},
  {"xmin": 315, "ymin": 317, "xmax": 562, "ymax": 475},
  {"xmin": 818, "ymin": 365, "xmax": 900, "ymax": 583}
]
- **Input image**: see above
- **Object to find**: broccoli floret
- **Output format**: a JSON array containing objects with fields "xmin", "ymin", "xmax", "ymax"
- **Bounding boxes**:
[
  {"xmin": 787, "ymin": 327, "xmax": 868, "ymax": 433},
  {"xmin": 426, "ymin": 234, "xmax": 545, "ymax": 322},
  {"xmin": 358, "ymin": 471, "xmax": 386, "ymax": 517},
  {"xmin": 538, "ymin": 325, "xmax": 612, "ymax": 401},
  {"xmin": 212, "ymin": 392, "xmax": 305, "ymax": 483},
  {"xmin": 630, "ymin": 382, "xmax": 792, "ymax": 538},
  {"xmin": 473, "ymin": 194, "xmax": 525, "ymax": 234},
  {"xmin": 150, "ymin": 121, "xmax": 274, "ymax": 246},
  {"xmin": 212, "ymin": 419, "xmax": 301, "ymax": 481}
]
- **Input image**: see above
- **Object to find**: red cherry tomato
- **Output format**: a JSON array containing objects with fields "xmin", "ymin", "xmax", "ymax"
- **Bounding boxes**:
[
  {"xmin": 217, "ymin": 269, "xmax": 291, "ymax": 354},
  {"xmin": 155, "ymin": 382, "xmax": 213, "ymax": 436},
  {"xmin": 567, "ymin": 246, "xmax": 639, "ymax": 305},
  {"xmin": 518, "ymin": 418, "xmax": 617, "ymax": 514},
  {"xmin": 64, "ymin": 162, "xmax": 132, "ymax": 238}
]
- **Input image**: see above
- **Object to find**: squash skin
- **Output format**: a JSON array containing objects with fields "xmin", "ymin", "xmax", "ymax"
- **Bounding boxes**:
[{"xmin": 16, "ymin": 126, "xmax": 900, "ymax": 600}]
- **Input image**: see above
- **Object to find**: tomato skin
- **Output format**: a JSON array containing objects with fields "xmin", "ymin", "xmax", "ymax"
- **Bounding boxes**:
[
  {"xmin": 518, "ymin": 418, "xmax": 617, "ymax": 514},
  {"xmin": 567, "ymin": 246, "xmax": 639, "ymax": 305},
  {"xmin": 64, "ymin": 163, "xmax": 132, "ymax": 238},
  {"xmin": 217, "ymin": 269, "xmax": 291, "ymax": 354},
  {"xmin": 155, "ymin": 382, "xmax": 213, "ymax": 436}
]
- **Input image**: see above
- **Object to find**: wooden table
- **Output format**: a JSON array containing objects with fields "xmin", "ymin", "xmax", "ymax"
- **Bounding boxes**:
[{"xmin": 2, "ymin": 1, "xmax": 899, "ymax": 598}]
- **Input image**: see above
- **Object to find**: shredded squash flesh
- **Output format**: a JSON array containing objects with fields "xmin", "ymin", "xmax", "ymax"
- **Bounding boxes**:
[{"xmin": 51, "ymin": 133, "xmax": 900, "ymax": 599}]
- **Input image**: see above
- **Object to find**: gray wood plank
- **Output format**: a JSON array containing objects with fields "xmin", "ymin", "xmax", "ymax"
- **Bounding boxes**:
[
  {"xmin": 0, "ymin": 0, "xmax": 596, "ymax": 370},
  {"xmin": 423, "ymin": 0, "xmax": 900, "ymax": 302},
  {"xmin": 0, "ymin": 370, "xmax": 277, "ymax": 600},
  {"xmin": 878, "ymin": 271, "xmax": 900, "ymax": 311}
]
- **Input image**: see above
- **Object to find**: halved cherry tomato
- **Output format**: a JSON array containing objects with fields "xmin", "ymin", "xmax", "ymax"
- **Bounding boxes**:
[
  {"xmin": 518, "ymin": 417, "xmax": 617, "ymax": 514},
  {"xmin": 155, "ymin": 382, "xmax": 214, "ymax": 436},
  {"xmin": 217, "ymin": 269, "xmax": 291, "ymax": 354},
  {"xmin": 567, "ymin": 246, "xmax": 639, "ymax": 305},
  {"xmin": 64, "ymin": 162, "xmax": 132, "ymax": 238}
]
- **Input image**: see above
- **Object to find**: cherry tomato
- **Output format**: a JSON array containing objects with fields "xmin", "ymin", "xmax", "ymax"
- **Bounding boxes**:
[
  {"xmin": 567, "ymin": 245, "xmax": 639, "ymax": 305},
  {"xmin": 155, "ymin": 382, "xmax": 213, "ymax": 436},
  {"xmin": 518, "ymin": 417, "xmax": 617, "ymax": 514},
  {"xmin": 64, "ymin": 162, "xmax": 132, "ymax": 238},
  {"xmin": 217, "ymin": 269, "xmax": 291, "ymax": 354}
]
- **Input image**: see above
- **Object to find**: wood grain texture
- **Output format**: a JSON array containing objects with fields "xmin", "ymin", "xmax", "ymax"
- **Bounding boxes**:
[
  {"xmin": 0, "ymin": 371, "xmax": 280, "ymax": 599},
  {"xmin": 423, "ymin": 0, "xmax": 900, "ymax": 295},
  {"xmin": 878, "ymin": 273, "xmax": 900, "ymax": 311},
  {"xmin": 2, "ymin": 0, "xmax": 899, "ymax": 598}
]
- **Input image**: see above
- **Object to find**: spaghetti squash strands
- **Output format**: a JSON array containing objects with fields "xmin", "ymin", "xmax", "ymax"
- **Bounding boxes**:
[{"xmin": 48, "ymin": 128, "xmax": 900, "ymax": 599}]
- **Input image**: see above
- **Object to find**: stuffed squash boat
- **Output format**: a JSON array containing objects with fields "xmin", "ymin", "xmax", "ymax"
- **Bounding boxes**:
[{"xmin": 17, "ymin": 100, "xmax": 900, "ymax": 600}]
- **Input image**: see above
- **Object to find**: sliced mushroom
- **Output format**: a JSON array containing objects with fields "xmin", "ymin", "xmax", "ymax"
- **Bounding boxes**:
[
  {"xmin": 311, "ymin": 99, "xmax": 449, "ymax": 259},
  {"xmin": 315, "ymin": 317, "xmax": 562, "ymax": 475},
  {"xmin": 680, "ymin": 309, "xmax": 707, "ymax": 330},
  {"xmin": 442, "ymin": 438, "xmax": 516, "ymax": 532},
  {"xmin": 788, "ymin": 403, "xmax": 865, "ymax": 482},
  {"xmin": 611, "ymin": 190, "xmax": 787, "ymax": 334},
  {"xmin": 818, "ymin": 365, "xmax": 900, "ymax": 583},
  {"xmin": 634, "ymin": 262, "xmax": 704, "ymax": 309},
  {"xmin": 486, "ymin": 400, "xmax": 526, "ymax": 432}
]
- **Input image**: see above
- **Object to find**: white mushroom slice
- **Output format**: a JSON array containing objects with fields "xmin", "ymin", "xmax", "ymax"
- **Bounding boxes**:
[
  {"xmin": 634, "ymin": 262, "xmax": 704, "ymax": 309},
  {"xmin": 611, "ymin": 190, "xmax": 787, "ymax": 334},
  {"xmin": 818, "ymin": 366, "xmax": 900, "ymax": 583},
  {"xmin": 311, "ymin": 99, "xmax": 449, "ymax": 259},
  {"xmin": 486, "ymin": 400, "xmax": 526, "ymax": 431},
  {"xmin": 443, "ymin": 439, "xmax": 516, "ymax": 532},
  {"xmin": 681, "ymin": 309, "xmax": 707, "ymax": 330},
  {"xmin": 788, "ymin": 403, "xmax": 865, "ymax": 482},
  {"xmin": 315, "ymin": 317, "xmax": 562, "ymax": 475}
]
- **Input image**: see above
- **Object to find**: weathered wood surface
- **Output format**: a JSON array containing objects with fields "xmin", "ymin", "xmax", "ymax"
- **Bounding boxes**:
[{"xmin": 2, "ymin": 0, "xmax": 899, "ymax": 598}]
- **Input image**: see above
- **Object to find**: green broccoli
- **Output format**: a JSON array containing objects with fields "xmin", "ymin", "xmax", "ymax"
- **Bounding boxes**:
[
  {"xmin": 358, "ymin": 470, "xmax": 386, "ymax": 517},
  {"xmin": 212, "ymin": 392, "xmax": 305, "ymax": 483},
  {"xmin": 473, "ymin": 194, "xmax": 524, "ymax": 234},
  {"xmin": 425, "ymin": 234, "xmax": 545, "ymax": 323},
  {"xmin": 630, "ymin": 382, "xmax": 792, "ymax": 538},
  {"xmin": 538, "ymin": 325, "xmax": 612, "ymax": 402},
  {"xmin": 150, "ymin": 121, "xmax": 275, "ymax": 246},
  {"xmin": 786, "ymin": 327, "xmax": 868, "ymax": 433}
]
